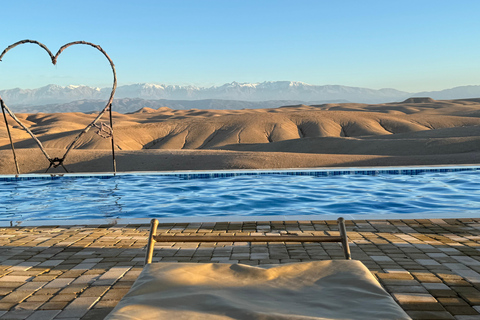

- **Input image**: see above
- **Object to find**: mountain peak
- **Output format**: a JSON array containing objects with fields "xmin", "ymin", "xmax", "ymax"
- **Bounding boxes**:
[{"xmin": 1, "ymin": 81, "xmax": 480, "ymax": 107}]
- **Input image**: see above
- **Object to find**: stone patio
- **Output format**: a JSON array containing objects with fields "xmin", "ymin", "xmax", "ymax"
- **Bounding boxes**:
[{"xmin": 0, "ymin": 218, "xmax": 479, "ymax": 320}]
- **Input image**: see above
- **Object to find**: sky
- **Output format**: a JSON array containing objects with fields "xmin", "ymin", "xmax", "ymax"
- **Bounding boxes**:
[{"xmin": 0, "ymin": 0, "xmax": 479, "ymax": 92}]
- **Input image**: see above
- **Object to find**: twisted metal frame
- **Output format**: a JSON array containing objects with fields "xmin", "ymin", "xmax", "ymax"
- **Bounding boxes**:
[{"xmin": 0, "ymin": 40, "xmax": 117, "ymax": 174}]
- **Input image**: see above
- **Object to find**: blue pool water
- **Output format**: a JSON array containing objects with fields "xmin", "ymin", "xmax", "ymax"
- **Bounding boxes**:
[{"xmin": 1, "ymin": 167, "xmax": 480, "ymax": 223}]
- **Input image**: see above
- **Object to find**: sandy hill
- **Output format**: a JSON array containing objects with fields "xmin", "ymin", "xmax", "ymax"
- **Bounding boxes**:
[{"xmin": 1, "ymin": 98, "xmax": 480, "ymax": 174}]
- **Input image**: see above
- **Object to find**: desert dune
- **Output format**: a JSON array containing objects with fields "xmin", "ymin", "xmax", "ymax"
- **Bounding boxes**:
[{"xmin": 1, "ymin": 97, "xmax": 480, "ymax": 174}]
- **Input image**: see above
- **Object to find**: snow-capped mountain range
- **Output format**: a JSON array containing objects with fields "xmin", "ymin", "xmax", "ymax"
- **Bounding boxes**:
[{"xmin": 1, "ymin": 81, "xmax": 480, "ymax": 112}]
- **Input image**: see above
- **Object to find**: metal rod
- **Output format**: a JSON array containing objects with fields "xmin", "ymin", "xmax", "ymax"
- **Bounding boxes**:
[
  {"xmin": 60, "ymin": 163, "xmax": 69, "ymax": 173},
  {"xmin": 1, "ymin": 100, "xmax": 19, "ymax": 175},
  {"xmin": 1, "ymin": 100, "xmax": 52, "ymax": 161},
  {"xmin": 0, "ymin": 39, "xmax": 55, "ymax": 62},
  {"xmin": 145, "ymin": 219, "xmax": 159, "ymax": 265},
  {"xmin": 44, "ymin": 163, "xmax": 53, "ymax": 173},
  {"xmin": 108, "ymin": 103, "xmax": 116, "ymax": 174},
  {"xmin": 153, "ymin": 235, "xmax": 344, "ymax": 243},
  {"xmin": 337, "ymin": 217, "xmax": 351, "ymax": 260}
]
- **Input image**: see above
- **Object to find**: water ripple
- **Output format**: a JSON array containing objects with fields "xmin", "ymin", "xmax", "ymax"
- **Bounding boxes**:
[{"xmin": 1, "ymin": 171, "xmax": 480, "ymax": 221}]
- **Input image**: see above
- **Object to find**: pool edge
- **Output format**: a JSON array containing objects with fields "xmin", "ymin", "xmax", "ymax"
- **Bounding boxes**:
[
  {"xmin": 2, "ymin": 212, "xmax": 479, "ymax": 227},
  {"xmin": 1, "ymin": 163, "xmax": 480, "ymax": 180}
]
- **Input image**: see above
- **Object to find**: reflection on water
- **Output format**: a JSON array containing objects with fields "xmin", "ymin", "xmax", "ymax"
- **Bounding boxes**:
[{"xmin": 0, "ymin": 170, "xmax": 479, "ymax": 221}]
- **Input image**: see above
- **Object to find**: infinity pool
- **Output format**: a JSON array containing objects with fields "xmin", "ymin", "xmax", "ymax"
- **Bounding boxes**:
[{"xmin": 1, "ymin": 167, "xmax": 480, "ymax": 224}]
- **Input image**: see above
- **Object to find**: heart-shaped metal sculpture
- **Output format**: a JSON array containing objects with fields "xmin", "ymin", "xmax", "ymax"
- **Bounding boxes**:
[{"xmin": 0, "ymin": 40, "xmax": 117, "ymax": 174}]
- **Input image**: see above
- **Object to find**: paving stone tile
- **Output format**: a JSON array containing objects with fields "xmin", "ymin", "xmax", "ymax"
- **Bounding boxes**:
[
  {"xmin": 0, "ymin": 275, "xmax": 34, "ymax": 282},
  {"xmin": 0, "ymin": 309, "xmax": 34, "ymax": 319},
  {"xmin": 80, "ymin": 258, "xmax": 103, "ymax": 263},
  {"xmin": 92, "ymin": 267, "xmax": 131, "ymax": 286},
  {"xmin": 406, "ymin": 310, "xmax": 455, "ymax": 319},
  {"xmin": 428, "ymin": 253, "xmax": 450, "ymax": 258},
  {"xmin": 370, "ymin": 255, "xmax": 394, "ymax": 262},
  {"xmin": 428, "ymin": 289, "xmax": 459, "ymax": 298},
  {"xmin": 1, "ymin": 261, "xmax": 24, "ymax": 267},
  {"xmin": 452, "ymin": 257, "xmax": 480, "ymax": 266},
  {"xmin": 0, "ymin": 302, "xmax": 17, "ymax": 311},
  {"xmin": 49, "ymin": 294, "xmax": 77, "ymax": 302},
  {"xmin": 80, "ymin": 286, "xmax": 110, "ymax": 298},
  {"xmin": 443, "ymin": 278, "xmax": 473, "ymax": 287},
  {"xmin": 393, "ymin": 293, "xmax": 438, "ymax": 304},
  {"xmin": 438, "ymin": 298, "xmax": 470, "ymax": 306},
  {"xmin": 43, "ymin": 278, "xmax": 75, "ymax": 289},
  {"xmin": 413, "ymin": 272, "xmax": 443, "ymax": 282},
  {"xmin": 39, "ymin": 301, "xmax": 69, "ymax": 310},
  {"xmin": 383, "ymin": 268, "xmax": 410, "ymax": 274},
  {"xmin": 71, "ymin": 263, "xmax": 97, "ymax": 270},
  {"xmin": 386, "ymin": 285, "xmax": 429, "ymax": 293},
  {"xmin": 444, "ymin": 305, "xmax": 479, "ymax": 315},
  {"xmin": 0, "ymin": 287, "xmax": 15, "ymax": 296},
  {"xmin": 37, "ymin": 260, "xmax": 64, "ymax": 267},
  {"xmin": 453, "ymin": 287, "xmax": 480, "ymax": 305},
  {"xmin": 376, "ymin": 273, "xmax": 414, "ymax": 280},
  {"xmin": 0, "ymin": 290, "xmax": 35, "ymax": 304},
  {"xmin": 392, "ymin": 293, "xmax": 446, "ymax": 311},
  {"xmin": 32, "ymin": 275, "xmax": 58, "ymax": 283},
  {"xmin": 79, "ymin": 308, "xmax": 112, "ymax": 320},
  {"xmin": 25, "ymin": 295, "xmax": 51, "ymax": 303},
  {"xmin": 99, "ymin": 288, "xmax": 130, "ymax": 301},
  {"xmin": 71, "ymin": 274, "xmax": 99, "ymax": 285},
  {"xmin": 424, "ymin": 283, "xmax": 452, "ymax": 290},
  {"xmin": 417, "ymin": 259, "xmax": 442, "ymax": 266},
  {"xmin": 7, "ymin": 262, "xmax": 39, "ymax": 272},
  {"xmin": 92, "ymin": 300, "xmax": 119, "ymax": 308},
  {"xmin": 379, "ymin": 278, "xmax": 421, "ymax": 286},
  {"xmin": 24, "ymin": 310, "xmax": 61, "ymax": 320},
  {"xmin": 445, "ymin": 263, "xmax": 472, "ymax": 270},
  {"xmin": 453, "ymin": 269, "xmax": 480, "ymax": 284},
  {"xmin": 11, "ymin": 301, "xmax": 44, "ymax": 311}
]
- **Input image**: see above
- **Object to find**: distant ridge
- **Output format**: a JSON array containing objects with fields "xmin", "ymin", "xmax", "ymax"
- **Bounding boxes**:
[
  {"xmin": 402, "ymin": 97, "xmax": 436, "ymax": 103},
  {"xmin": 11, "ymin": 98, "xmax": 348, "ymax": 114},
  {"xmin": 0, "ymin": 81, "xmax": 409, "ymax": 106},
  {"xmin": 1, "ymin": 81, "xmax": 480, "ymax": 112},
  {"xmin": 414, "ymin": 85, "xmax": 480, "ymax": 100}
]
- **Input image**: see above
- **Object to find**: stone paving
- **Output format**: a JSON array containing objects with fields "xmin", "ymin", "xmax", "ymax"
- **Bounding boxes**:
[{"xmin": 0, "ymin": 218, "xmax": 479, "ymax": 320}]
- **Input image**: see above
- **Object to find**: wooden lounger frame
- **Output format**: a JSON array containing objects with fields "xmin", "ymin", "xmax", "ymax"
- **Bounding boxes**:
[{"xmin": 145, "ymin": 217, "xmax": 351, "ymax": 264}]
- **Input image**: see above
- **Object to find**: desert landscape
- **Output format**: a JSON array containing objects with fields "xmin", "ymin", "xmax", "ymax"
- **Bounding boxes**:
[{"xmin": 1, "ymin": 97, "xmax": 480, "ymax": 174}]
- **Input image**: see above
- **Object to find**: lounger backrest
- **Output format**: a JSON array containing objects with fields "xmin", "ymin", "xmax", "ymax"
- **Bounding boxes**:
[{"xmin": 145, "ymin": 217, "xmax": 351, "ymax": 265}]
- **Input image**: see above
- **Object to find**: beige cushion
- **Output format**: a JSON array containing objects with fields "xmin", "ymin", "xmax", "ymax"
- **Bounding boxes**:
[{"xmin": 106, "ymin": 260, "xmax": 410, "ymax": 320}]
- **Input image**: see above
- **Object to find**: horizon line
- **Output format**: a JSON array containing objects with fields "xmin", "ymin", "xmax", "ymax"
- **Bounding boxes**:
[{"xmin": 1, "ymin": 81, "xmax": 480, "ymax": 93}]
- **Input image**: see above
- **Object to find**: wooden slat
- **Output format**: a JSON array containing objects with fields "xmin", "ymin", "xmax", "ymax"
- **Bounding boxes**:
[{"xmin": 154, "ymin": 235, "xmax": 343, "ymax": 243}]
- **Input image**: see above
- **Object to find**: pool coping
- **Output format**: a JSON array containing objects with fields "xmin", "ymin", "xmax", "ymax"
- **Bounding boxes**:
[
  {"xmin": 2, "ymin": 212, "xmax": 480, "ymax": 228},
  {"xmin": 1, "ymin": 163, "xmax": 480, "ymax": 180}
]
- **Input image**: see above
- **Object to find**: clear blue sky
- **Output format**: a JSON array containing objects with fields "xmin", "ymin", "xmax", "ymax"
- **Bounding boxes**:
[{"xmin": 0, "ymin": 0, "xmax": 479, "ymax": 92}]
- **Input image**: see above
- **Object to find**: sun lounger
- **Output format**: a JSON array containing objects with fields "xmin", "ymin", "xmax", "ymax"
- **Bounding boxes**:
[{"xmin": 106, "ymin": 218, "xmax": 411, "ymax": 320}]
